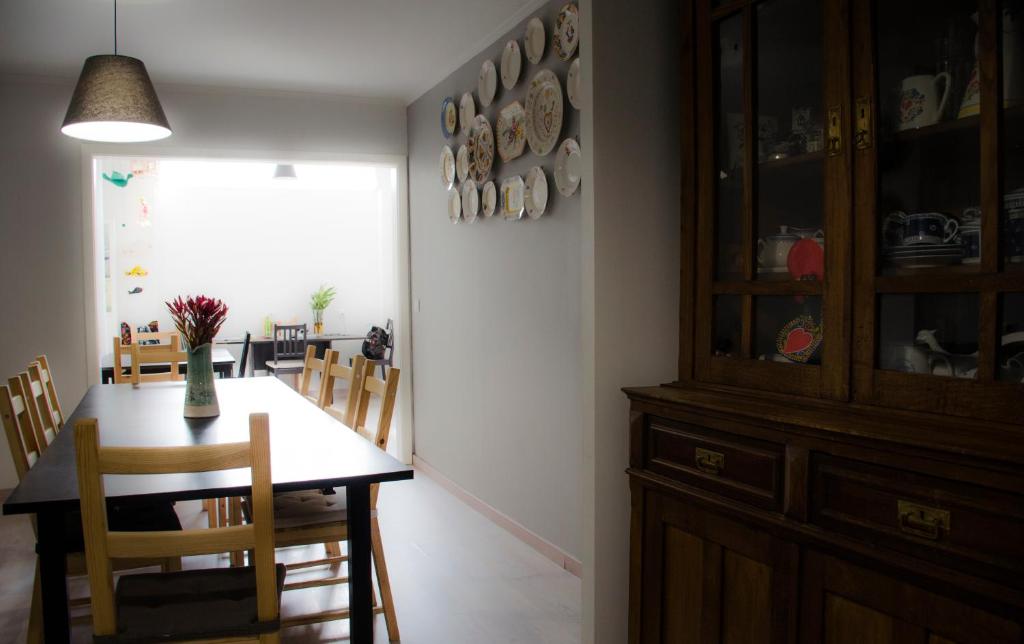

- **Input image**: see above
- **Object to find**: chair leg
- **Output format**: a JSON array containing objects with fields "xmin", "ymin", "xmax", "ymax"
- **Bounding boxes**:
[
  {"xmin": 217, "ymin": 497, "xmax": 228, "ymax": 528},
  {"xmin": 229, "ymin": 497, "xmax": 245, "ymax": 567},
  {"xmin": 292, "ymin": 372, "xmax": 299, "ymax": 390},
  {"xmin": 259, "ymin": 632, "xmax": 280, "ymax": 644},
  {"xmin": 27, "ymin": 561, "xmax": 43, "ymax": 644},
  {"xmin": 324, "ymin": 540, "xmax": 341, "ymax": 558},
  {"xmin": 371, "ymin": 517, "xmax": 400, "ymax": 642},
  {"xmin": 203, "ymin": 499, "xmax": 215, "ymax": 529},
  {"xmin": 163, "ymin": 557, "xmax": 182, "ymax": 572}
]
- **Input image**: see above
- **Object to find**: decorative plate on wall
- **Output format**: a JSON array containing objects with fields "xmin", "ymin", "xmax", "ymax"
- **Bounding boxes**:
[
  {"xmin": 479, "ymin": 60, "xmax": 498, "ymax": 108},
  {"xmin": 496, "ymin": 101, "xmax": 527, "ymax": 162},
  {"xmin": 501, "ymin": 175, "xmax": 525, "ymax": 220},
  {"xmin": 524, "ymin": 166, "xmax": 549, "ymax": 219},
  {"xmin": 459, "ymin": 92, "xmax": 476, "ymax": 136},
  {"xmin": 524, "ymin": 17, "xmax": 546, "ymax": 64},
  {"xmin": 554, "ymin": 138, "xmax": 581, "ymax": 196},
  {"xmin": 471, "ymin": 114, "xmax": 495, "ymax": 183},
  {"xmin": 456, "ymin": 144, "xmax": 470, "ymax": 183},
  {"xmin": 524, "ymin": 69, "xmax": 564, "ymax": 156},
  {"xmin": 448, "ymin": 188, "xmax": 462, "ymax": 224},
  {"xmin": 553, "ymin": 3, "xmax": 580, "ymax": 61},
  {"xmin": 440, "ymin": 145, "xmax": 456, "ymax": 189},
  {"xmin": 462, "ymin": 179, "xmax": 479, "ymax": 223},
  {"xmin": 567, "ymin": 58, "xmax": 581, "ymax": 109},
  {"xmin": 441, "ymin": 96, "xmax": 458, "ymax": 138},
  {"xmin": 482, "ymin": 181, "xmax": 497, "ymax": 218},
  {"xmin": 501, "ymin": 40, "xmax": 522, "ymax": 89}
]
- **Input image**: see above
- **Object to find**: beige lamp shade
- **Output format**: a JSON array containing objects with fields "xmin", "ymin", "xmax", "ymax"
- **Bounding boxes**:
[
  {"xmin": 61, "ymin": 54, "xmax": 172, "ymax": 142},
  {"xmin": 273, "ymin": 163, "xmax": 298, "ymax": 179}
]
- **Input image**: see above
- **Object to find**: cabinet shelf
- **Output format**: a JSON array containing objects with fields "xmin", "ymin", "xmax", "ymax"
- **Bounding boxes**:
[
  {"xmin": 886, "ymin": 114, "xmax": 979, "ymax": 144},
  {"xmin": 758, "ymin": 150, "xmax": 825, "ymax": 170},
  {"xmin": 713, "ymin": 279, "xmax": 822, "ymax": 295}
]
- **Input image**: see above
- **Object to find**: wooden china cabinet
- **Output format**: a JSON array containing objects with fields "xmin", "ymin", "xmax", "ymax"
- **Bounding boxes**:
[{"xmin": 627, "ymin": 0, "xmax": 1024, "ymax": 642}]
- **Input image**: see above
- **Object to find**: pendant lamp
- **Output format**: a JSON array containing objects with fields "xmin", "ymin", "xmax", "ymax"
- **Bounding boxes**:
[
  {"xmin": 61, "ymin": 0, "xmax": 171, "ymax": 142},
  {"xmin": 273, "ymin": 164, "xmax": 298, "ymax": 179}
]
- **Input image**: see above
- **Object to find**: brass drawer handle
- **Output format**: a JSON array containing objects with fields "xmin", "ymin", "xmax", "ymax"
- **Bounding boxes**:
[
  {"xmin": 897, "ymin": 500, "xmax": 950, "ymax": 541},
  {"xmin": 695, "ymin": 448, "xmax": 725, "ymax": 475},
  {"xmin": 855, "ymin": 96, "xmax": 872, "ymax": 150}
]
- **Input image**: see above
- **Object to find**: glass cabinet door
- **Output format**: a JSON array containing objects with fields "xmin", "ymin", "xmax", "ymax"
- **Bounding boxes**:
[
  {"xmin": 697, "ymin": 0, "xmax": 849, "ymax": 398},
  {"xmin": 853, "ymin": 0, "xmax": 1024, "ymax": 420}
]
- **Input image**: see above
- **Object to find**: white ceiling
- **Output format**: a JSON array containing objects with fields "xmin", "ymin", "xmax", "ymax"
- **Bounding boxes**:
[{"xmin": 0, "ymin": 0, "xmax": 544, "ymax": 104}]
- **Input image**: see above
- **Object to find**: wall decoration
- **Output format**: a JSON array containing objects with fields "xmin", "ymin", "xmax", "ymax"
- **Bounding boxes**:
[
  {"xmin": 441, "ymin": 96, "xmax": 458, "ymax": 138},
  {"xmin": 776, "ymin": 315, "xmax": 823, "ymax": 363},
  {"xmin": 137, "ymin": 197, "xmax": 152, "ymax": 227},
  {"xmin": 567, "ymin": 58, "xmax": 581, "ymax": 109},
  {"xmin": 102, "ymin": 171, "xmax": 133, "ymax": 187},
  {"xmin": 124, "ymin": 265, "xmax": 149, "ymax": 277},
  {"xmin": 524, "ymin": 166, "xmax": 549, "ymax": 219},
  {"xmin": 501, "ymin": 40, "xmax": 522, "ymax": 89},
  {"xmin": 456, "ymin": 144, "xmax": 471, "ymax": 183},
  {"xmin": 462, "ymin": 180, "xmax": 480, "ymax": 223},
  {"xmin": 479, "ymin": 60, "xmax": 498, "ymax": 108},
  {"xmin": 500, "ymin": 175, "xmax": 526, "ymax": 220},
  {"xmin": 554, "ymin": 138, "xmax": 582, "ymax": 196},
  {"xmin": 448, "ymin": 187, "xmax": 462, "ymax": 224},
  {"xmin": 482, "ymin": 181, "xmax": 497, "ymax": 218},
  {"xmin": 120, "ymin": 322, "xmax": 132, "ymax": 345},
  {"xmin": 471, "ymin": 115, "xmax": 495, "ymax": 183},
  {"xmin": 440, "ymin": 145, "xmax": 456, "ymax": 188},
  {"xmin": 496, "ymin": 101, "xmax": 527, "ymax": 162},
  {"xmin": 553, "ymin": 4, "xmax": 579, "ymax": 61},
  {"xmin": 524, "ymin": 17, "xmax": 546, "ymax": 64},
  {"xmin": 459, "ymin": 92, "xmax": 476, "ymax": 136},
  {"xmin": 128, "ymin": 286, "xmax": 143, "ymax": 295},
  {"xmin": 525, "ymin": 69, "xmax": 564, "ymax": 156},
  {"xmin": 130, "ymin": 159, "xmax": 158, "ymax": 177}
]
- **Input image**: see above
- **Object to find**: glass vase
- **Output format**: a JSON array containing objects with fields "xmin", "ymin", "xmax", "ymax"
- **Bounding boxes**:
[
  {"xmin": 184, "ymin": 342, "xmax": 220, "ymax": 418},
  {"xmin": 313, "ymin": 309, "xmax": 324, "ymax": 335}
]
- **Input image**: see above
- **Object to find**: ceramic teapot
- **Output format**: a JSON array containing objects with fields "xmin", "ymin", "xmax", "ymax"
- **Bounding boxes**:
[{"xmin": 757, "ymin": 226, "xmax": 799, "ymax": 272}]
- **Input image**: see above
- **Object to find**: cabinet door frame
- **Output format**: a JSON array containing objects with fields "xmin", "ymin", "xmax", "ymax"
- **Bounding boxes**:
[
  {"xmin": 850, "ymin": 0, "xmax": 1024, "ymax": 421},
  {"xmin": 693, "ymin": 0, "xmax": 853, "ymax": 400}
]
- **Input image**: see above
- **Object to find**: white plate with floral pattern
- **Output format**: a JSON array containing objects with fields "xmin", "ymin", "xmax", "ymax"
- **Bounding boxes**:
[
  {"xmin": 524, "ymin": 166, "xmax": 549, "ymax": 219},
  {"xmin": 478, "ymin": 59, "xmax": 498, "ymax": 108},
  {"xmin": 459, "ymin": 92, "xmax": 476, "ymax": 136},
  {"xmin": 440, "ymin": 96, "xmax": 458, "ymax": 138},
  {"xmin": 456, "ymin": 144, "xmax": 470, "ymax": 183},
  {"xmin": 447, "ymin": 188, "xmax": 462, "ymax": 224},
  {"xmin": 500, "ymin": 176, "xmax": 525, "ymax": 220},
  {"xmin": 524, "ymin": 69, "xmax": 564, "ymax": 156},
  {"xmin": 567, "ymin": 58, "xmax": 581, "ymax": 109},
  {"xmin": 482, "ymin": 181, "xmax": 497, "ymax": 218},
  {"xmin": 461, "ymin": 179, "xmax": 479, "ymax": 223},
  {"xmin": 501, "ymin": 40, "xmax": 522, "ymax": 90},
  {"xmin": 471, "ymin": 114, "xmax": 495, "ymax": 183},
  {"xmin": 524, "ymin": 17, "xmax": 545, "ymax": 64},
  {"xmin": 440, "ymin": 145, "xmax": 456, "ymax": 189},
  {"xmin": 496, "ymin": 101, "xmax": 527, "ymax": 163},
  {"xmin": 554, "ymin": 138, "xmax": 581, "ymax": 196},
  {"xmin": 553, "ymin": 3, "xmax": 580, "ymax": 61}
]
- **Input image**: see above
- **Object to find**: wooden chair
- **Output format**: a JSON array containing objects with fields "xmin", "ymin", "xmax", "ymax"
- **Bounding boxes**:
[
  {"xmin": 265, "ymin": 323, "xmax": 307, "ymax": 388},
  {"xmin": 112, "ymin": 335, "xmax": 180, "ymax": 384},
  {"xmin": 130, "ymin": 343, "xmax": 187, "ymax": 384},
  {"xmin": 318, "ymin": 352, "xmax": 368, "ymax": 428},
  {"xmin": 297, "ymin": 345, "xmax": 334, "ymax": 405},
  {"xmin": 129, "ymin": 328, "xmax": 179, "ymax": 346},
  {"xmin": 237, "ymin": 331, "xmax": 252, "ymax": 377},
  {"xmin": 267, "ymin": 363, "xmax": 401, "ymax": 640},
  {"xmin": 7, "ymin": 374, "xmax": 53, "ymax": 454},
  {"xmin": 25, "ymin": 362, "xmax": 61, "ymax": 440},
  {"xmin": 74, "ymin": 413, "xmax": 284, "ymax": 643},
  {"xmin": 31, "ymin": 355, "xmax": 64, "ymax": 430}
]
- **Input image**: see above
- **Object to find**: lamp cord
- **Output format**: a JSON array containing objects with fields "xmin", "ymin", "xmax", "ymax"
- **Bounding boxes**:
[{"xmin": 113, "ymin": 0, "xmax": 118, "ymax": 55}]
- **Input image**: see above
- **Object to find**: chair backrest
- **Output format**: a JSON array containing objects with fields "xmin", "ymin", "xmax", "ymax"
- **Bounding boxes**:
[
  {"xmin": 25, "ymin": 362, "xmax": 60, "ymax": 437},
  {"xmin": 130, "ymin": 329, "xmax": 179, "ymax": 346},
  {"xmin": 12, "ymin": 372, "xmax": 55, "ymax": 449},
  {"xmin": 33, "ymin": 355, "xmax": 64, "ymax": 430},
  {"xmin": 0, "ymin": 382, "xmax": 45, "ymax": 481},
  {"xmin": 272, "ymin": 324, "xmax": 307, "ymax": 361},
  {"xmin": 113, "ymin": 336, "xmax": 180, "ymax": 384},
  {"xmin": 352, "ymin": 364, "xmax": 400, "ymax": 509},
  {"xmin": 75, "ymin": 413, "xmax": 278, "ymax": 638},
  {"xmin": 237, "ymin": 332, "xmax": 252, "ymax": 377},
  {"xmin": 318, "ymin": 352, "xmax": 367, "ymax": 428},
  {"xmin": 130, "ymin": 344, "xmax": 187, "ymax": 384},
  {"xmin": 298, "ymin": 346, "xmax": 334, "ymax": 404}
]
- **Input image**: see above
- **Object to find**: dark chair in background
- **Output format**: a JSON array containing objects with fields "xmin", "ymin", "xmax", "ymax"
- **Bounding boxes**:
[
  {"xmin": 237, "ymin": 331, "xmax": 252, "ymax": 377},
  {"xmin": 364, "ymin": 318, "xmax": 394, "ymax": 378},
  {"xmin": 265, "ymin": 324, "xmax": 308, "ymax": 388}
]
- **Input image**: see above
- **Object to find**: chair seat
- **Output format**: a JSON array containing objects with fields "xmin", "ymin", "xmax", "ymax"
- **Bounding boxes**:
[
  {"xmin": 272, "ymin": 489, "xmax": 376, "ymax": 529},
  {"xmin": 94, "ymin": 564, "xmax": 286, "ymax": 643},
  {"xmin": 265, "ymin": 359, "xmax": 305, "ymax": 373}
]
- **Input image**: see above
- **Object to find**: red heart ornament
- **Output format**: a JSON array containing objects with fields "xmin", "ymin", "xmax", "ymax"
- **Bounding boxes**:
[{"xmin": 783, "ymin": 327, "xmax": 814, "ymax": 354}]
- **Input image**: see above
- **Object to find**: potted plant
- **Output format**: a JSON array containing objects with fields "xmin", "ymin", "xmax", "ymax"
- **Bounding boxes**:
[
  {"xmin": 310, "ymin": 285, "xmax": 336, "ymax": 335},
  {"xmin": 167, "ymin": 295, "xmax": 228, "ymax": 418}
]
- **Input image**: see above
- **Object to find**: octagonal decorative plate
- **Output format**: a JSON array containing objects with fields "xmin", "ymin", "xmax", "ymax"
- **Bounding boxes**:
[{"xmin": 524, "ymin": 69, "xmax": 564, "ymax": 156}]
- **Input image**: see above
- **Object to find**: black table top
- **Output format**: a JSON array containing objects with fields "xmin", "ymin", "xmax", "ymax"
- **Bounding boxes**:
[
  {"xmin": 100, "ymin": 348, "xmax": 236, "ymax": 370},
  {"xmin": 3, "ymin": 377, "xmax": 413, "ymax": 514}
]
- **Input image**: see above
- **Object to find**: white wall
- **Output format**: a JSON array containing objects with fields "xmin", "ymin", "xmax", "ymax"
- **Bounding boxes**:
[
  {"xmin": 581, "ymin": 0, "xmax": 681, "ymax": 642},
  {"xmin": 0, "ymin": 76, "xmax": 406, "ymax": 488},
  {"xmin": 406, "ymin": 0, "xmax": 583, "ymax": 560}
]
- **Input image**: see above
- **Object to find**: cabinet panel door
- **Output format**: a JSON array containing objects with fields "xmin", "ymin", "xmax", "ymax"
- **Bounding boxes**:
[
  {"xmin": 637, "ymin": 490, "xmax": 797, "ymax": 643},
  {"xmin": 801, "ymin": 551, "xmax": 1022, "ymax": 644}
]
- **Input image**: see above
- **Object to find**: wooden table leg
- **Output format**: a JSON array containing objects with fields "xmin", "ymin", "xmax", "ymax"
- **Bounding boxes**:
[
  {"xmin": 346, "ymin": 483, "xmax": 373, "ymax": 644},
  {"xmin": 36, "ymin": 510, "xmax": 70, "ymax": 643}
]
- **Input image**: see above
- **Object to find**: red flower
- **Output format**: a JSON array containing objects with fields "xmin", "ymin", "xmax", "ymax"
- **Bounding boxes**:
[{"xmin": 165, "ymin": 295, "xmax": 228, "ymax": 349}]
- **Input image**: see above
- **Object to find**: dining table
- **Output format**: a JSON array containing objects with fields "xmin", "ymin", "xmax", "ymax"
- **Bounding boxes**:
[
  {"xmin": 2, "ymin": 376, "xmax": 413, "ymax": 643},
  {"xmin": 99, "ymin": 347, "xmax": 237, "ymax": 383}
]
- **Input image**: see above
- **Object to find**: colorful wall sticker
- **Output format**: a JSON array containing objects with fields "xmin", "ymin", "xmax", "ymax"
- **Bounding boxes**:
[
  {"xmin": 124, "ymin": 265, "xmax": 149, "ymax": 277},
  {"xmin": 137, "ymin": 197, "xmax": 152, "ymax": 227},
  {"xmin": 128, "ymin": 287, "xmax": 143, "ymax": 295},
  {"xmin": 102, "ymin": 171, "xmax": 133, "ymax": 187}
]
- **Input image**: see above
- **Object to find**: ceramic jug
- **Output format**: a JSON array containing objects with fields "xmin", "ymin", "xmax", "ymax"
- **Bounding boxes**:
[{"xmin": 899, "ymin": 73, "xmax": 951, "ymax": 130}]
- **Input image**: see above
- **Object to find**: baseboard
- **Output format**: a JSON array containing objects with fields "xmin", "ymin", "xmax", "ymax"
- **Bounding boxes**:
[{"xmin": 412, "ymin": 455, "xmax": 582, "ymax": 578}]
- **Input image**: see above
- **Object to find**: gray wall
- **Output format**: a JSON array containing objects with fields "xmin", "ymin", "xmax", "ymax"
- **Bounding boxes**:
[
  {"xmin": 581, "ymin": 0, "xmax": 681, "ymax": 641},
  {"xmin": 407, "ymin": 0, "xmax": 583, "ymax": 558},
  {"xmin": 0, "ymin": 76, "xmax": 406, "ymax": 487}
]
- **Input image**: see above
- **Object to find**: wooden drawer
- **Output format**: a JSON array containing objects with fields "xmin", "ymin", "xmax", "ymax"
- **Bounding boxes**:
[
  {"xmin": 644, "ymin": 417, "xmax": 784, "ymax": 511},
  {"xmin": 810, "ymin": 455, "xmax": 1024, "ymax": 586}
]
